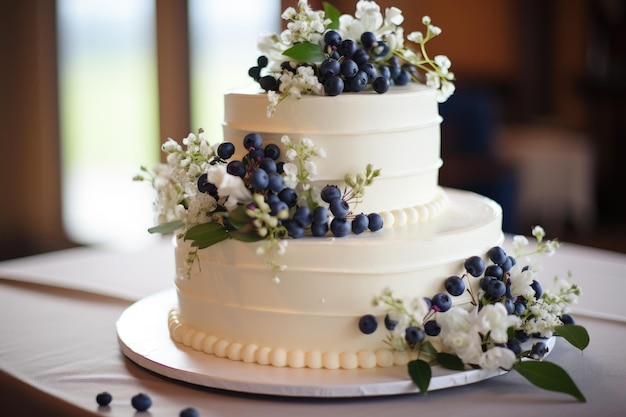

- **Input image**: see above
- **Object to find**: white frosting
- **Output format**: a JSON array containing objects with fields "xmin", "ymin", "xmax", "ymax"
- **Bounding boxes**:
[
  {"xmin": 223, "ymin": 84, "xmax": 444, "ymax": 222},
  {"xmin": 171, "ymin": 189, "xmax": 503, "ymax": 369},
  {"xmin": 168, "ymin": 86, "xmax": 505, "ymax": 370}
]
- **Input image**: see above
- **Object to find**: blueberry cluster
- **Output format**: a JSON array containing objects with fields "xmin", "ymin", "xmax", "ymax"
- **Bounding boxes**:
[
  {"xmin": 250, "ymin": 30, "xmax": 417, "ymax": 96},
  {"xmin": 198, "ymin": 132, "xmax": 383, "ymax": 239},
  {"xmin": 96, "ymin": 392, "xmax": 199, "ymax": 415}
]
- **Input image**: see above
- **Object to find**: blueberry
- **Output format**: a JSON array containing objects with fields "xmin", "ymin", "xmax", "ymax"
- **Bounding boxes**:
[
  {"xmin": 259, "ymin": 157, "xmax": 277, "ymax": 173},
  {"xmin": 393, "ymin": 70, "xmax": 410, "ymax": 86},
  {"xmin": 349, "ymin": 70, "xmax": 369, "ymax": 92},
  {"xmin": 96, "ymin": 392, "xmax": 112, "ymax": 406},
  {"xmin": 250, "ymin": 168, "xmax": 269, "ymax": 191},
  {"xmin": 514, "ymin": 301, "xmax": 526, "ymax": 315},
  {"xmin": 444, "ymin": 275, "xmax": 465, "ymax": 296},
  {"xmin": 360, "ymin": 62, "xmax": 377, "ymax": 82},
  {"xmin": 405, "ymin": 326, "xmax": 425, "ymax": 345},
  {"xmin": 217, "ymin": 142, "xmax": 235, "ymax": 159},
  {"xmin": 278, "ymin": 187, "xmax": 297, "ymax": 207},
  {"xmin": 351, "ymin": 213, "xmax": 369, "ymax": 234},
  {"xmin": 515, "ymin": 330, "xmax": 531, "ymax": 343},
  {"xmin": 560, "ymin": 313, "xmax": 575, "ymax": 325},
  {"xmin": 197, "ymin": 174, "xmax": 218, "ymax": 197},
  {"xmin": 320, "ymin": 185, "xmax": 342, "ymax": 203},
  {"xmin": 373, "ymin": 76, "xmax": 390, "ymax": 94},
  {"xmin": 311, "ymin": 221, "xmax": 329, "ymax": 237},
  {"xmin": 180, "ymin": 407, "xmax": 200, "ymax": 417},
  {"xmin": 372, "ymin": 41, "xmax": 390, "ymax": 59},
  {"xmin": 269, "ymin": 200, "xmax": 288, "ymax": 216},
  {"xmin": 226, "ymin": 160, "xmax": 246, "ymax": 178},
  {"xmin": 360, "ymin": 31, "xmax": 377, "ymax": 48},
  {"xmin": 424, "ymin": 320, "xmax": 441, "ymax": 336},
  {"xmin": 531, "ymin": 279, "xmax": 543, "ymax": 299},
  {"xmin": 530, "ymin": 341, "xmax": 549, "ymax": 359},
  {"xmin": 358, "ymin": 314, "xmax": 378, "ymax": 334},
  {"xmin": 329, "ymin": 198, "xmax": 350, "ymax": 218},
  {"xmin": 487, "ymin": 246, "xmax": 507, "ymax": 265},
  {"xmin": 464, "ymin": 256, "xmax": 485, "ymax": 277},
  {"xmin": 313, "ymin": 206, "xmax": 329, "ymax": 224},
  {"xmin": 330, "ymin": 217, "xmax": 351, "ymax": 237},
  {"xmin": 367, "ymin": 213, "xmax": 383, "ymax": 231},
  {"xmin": 338, "ymin": 39, "xmax": 356, "ymax": 57},
  {"xmin": 503, "ymin": 298, "xmax": 515, "ymax": 314},
  {"xmin": 431, "ymin": 293, "xmax": 452, "ymax": 312},
  {"xmin": 480, "ymin": 275, "xmax": 497, "ymax": 291},
  {"xmin": 384, "ymin": 314, "xmax": 397, "ymax": 330},
  {"xmin": 352, "ymin": 48, "xmax": 369, "ymax": 66},
  {"xmin": 378, "ymin": 65, "xmax": 391, "ymax": 80},
  {"xmin": 283, "ymin": 219, "xmax": 304, "ymax": 238},
  {"xmin": 257, "ymin": 55, "xmax": 268, "ymax": 68},
  {"xmin": 131, "ymin": 393, "xmax": 152, "ymax": 412},
  {"xmin": 293, "ymin": 206, "xmax": 312, "ymax": 228},
  {"xmin": 507, "ymin": 338, "xmax": 522, "ymax": 356},
  {"xmin": 324, "ymin": 75, "xmax": 344, "ymax": 96},
  {"xmin": 324, "ymin": 30, "xmax": 342, "ymax": 47},
  {"xmin": 259, "ymin": 75, "xmax": 278, "ymax": 91},
  {"xmin": 243, "ymin": 132, "xmax": 263, "ymax": 150},
  {"xmin": 267, "ymin": 172, "xmax": 284, "ymax": 193},
  {"xmin": 264, "ymin": 143, "xmax": 281, "ymax": 160},
  {"xmin": 501, "ymin": 256, "xmax": 515, "ymax": 272},
  {"xmin": 486, "ymin": 279, "xmax": 506, "ymax": 299},
  {"xmin": 485, "ymin": 264, "xmax": 504, "ymax": 279},
  {"xmin": 340, "ymin": 59, "xmax": 358, "ymax": 78},
  {"xmin": 320, "ymin": 58, "xmax": 340, "ymax": 79}
]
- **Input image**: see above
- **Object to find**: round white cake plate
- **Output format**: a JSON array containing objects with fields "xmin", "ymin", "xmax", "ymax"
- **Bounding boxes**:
[{"xmin": 117, "ymin": 289, "xmax": 555, "ymax": 398}]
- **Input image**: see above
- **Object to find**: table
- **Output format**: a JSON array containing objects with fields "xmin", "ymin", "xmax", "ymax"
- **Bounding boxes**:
[{"xmin": 1, "ymin": 237, "xmax": 625, "ymax": 416}]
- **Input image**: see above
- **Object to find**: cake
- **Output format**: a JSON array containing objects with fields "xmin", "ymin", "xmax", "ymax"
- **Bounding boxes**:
[{"xmin": 136, "ymin": 0, "xmax": 587, "ymax": 399}]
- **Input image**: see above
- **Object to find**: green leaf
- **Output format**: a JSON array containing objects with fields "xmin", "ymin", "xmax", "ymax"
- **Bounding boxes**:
[
  {"xmin": 513, "ymin": 360, "xmax": 586, "ymax": 402},
  {"xmin": 184, "ymin": 222, "xmax": 231, "ymax": 249},
  {"xmin": 147, "ymin": 220, "xmax": 184, "ymax": 234},
  {"xmin": 420, "ymin": 341, "xmax": 439, "ymax": 359},
  {"xmin": 436, "ymin": 352, "xmax": 466, "ymax": 371},
  {"xmin": 408, "ymin": 359, "xmax": 432, "ymax": 395},
  {"xmin": 283, "ymin": 42, "xmax": 326, "ymax": 63},
  {"xmin": 225, "ymin": 205, "xmax": 253, "ymax": 229},
  {"xmin": 323, "ymin": 2, "xmax": 341, "ymax": 29},
  {"xmin": 554, "ymin": 325, "xmax": 590, "ymax": 351},
  {"xmin": 231, "ymin": 231, "xmax": 264, "ymax": 243}
]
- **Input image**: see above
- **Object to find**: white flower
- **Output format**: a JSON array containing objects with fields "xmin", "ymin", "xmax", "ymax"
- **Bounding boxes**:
[
  {"xmin": 422, "ymin": 16, "xmax": 431, "ymax": 25},
  {"xmin": 384, "ymin": 6, "xmax": 404, "ymax": 26},
  {"xmin": 479, "ymin": 346, "xmax": 516, "ymax": 370},
  {"xmin": 434, "ymin": 55, "xmax": 452, "ymax": 74},
  {"xmin": 509, "ymin": 268, "xmax": 536, "ymax": 298},
  {"xmin": 532, "ymin": 225, "xmax": 546, "ymax": 241},
  {"xmin": 437, "ymin": 306, "xmax": 472, "ymax": 336},
  {"xmin": 476, "ymin": 303, "xmax": 520, "ymax": 343},
  {"xmin": 354, "ymin": 0, "xmax": 383, "ymax": 31},
  {"xmin": 407, "ymin": 31, "xmax": 424, "ymax": 43},
  {"xmin": 206, "ymin": 164, "xmax": 252, "ymax": 209},
  {"xmin": 444, "ymin": 330, "xmax": 482, "ymax": 365},
  {"xmin": 513, "ymin": 235, "xmax": 529, "ymax": 252}
]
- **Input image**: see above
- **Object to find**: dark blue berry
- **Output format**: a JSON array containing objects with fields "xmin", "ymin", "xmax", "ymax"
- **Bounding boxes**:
[
  {"xmin": 360, "ymin": 31, "xmax": 377, "ymax": 48},
  {"xmin": 514, "ymin": 301, "xmax": 526, "ymax": 315},
  {"xmin": 507, "ymin": 338, "xmax": 522, "ymax": 356},
  {"xmin": 432, "ymin": 293, "xmax": 452, "ymax": 312},
  {"xmin": 324, "ymin": 75, "xmax": 344, "ymax": 96},
  {"xmin": 217, "ymin": 142, "xmax": 235, "ymax": 159},
  {"xmin": 338, "ymin": 39, "xmax": 356, "ymax": 57},
  {"xmin": 320, "ymin": 185, "xmax": 342, "ymax": 203},
  {"xmin": 560, "ymin": 314, "xmax": 575, "ymax": 325},
  {"xmin": 311, "ymin": 221, "xmax": 329, "ymax": 237},
  {"xmin": 464, "ymin": 256, "xmax": 485, "ymax": 277},
  {"xmin": 340, "ymin": 59, "xmax": 359, "ymax": 78},
  {"xmin": 531, "ymin": 279, "xmax": 543, "ymax": 299},
  {"xmin": 372, "ymin": 41, "xmax": 390, "ymax": 59},
  {"xmin": 358, "ymin": 314, "xmax": 378, "ymax": 334},
  {"xmin": 424, "ymin": 320, "xmax": 441, "ymax": 336},
  {"xmin": 270, "ymin": 200, "xmax": 288, "ymax": 216},
  {"xmin": 367, "ymin": 213, "xmax": 383, "ymax": 231},
  {"xmin": 384, "ymin": 314, "xmax": 398, "ymax": 330},
  {"xmin": 445, "ymin": 275, "xmax": 465, "ymax": 296},
  {"xmin": 257, "ymin": 55, "xmax": 268, "ymax": 67},
  {"xmin": 378, "ymin": 65, "xmax": 391, "ymax": 79},
  {"xmin": 313, "ymin": 206, "xmax": 329, "ymax": 224},
  {"xmin": 351, "ymin": 213, "xmax": 369, "ymax": 234},
  {"xmin": 501, "ymin": 256, "xmax": 514, "ymax": 272},
  {"xmin": 259, "ymin": 75, "xmax": 278, "ymax": 91},
  {"xmin": 96, "ymin": 392, "xmax": 112, "ymax": 406},
  {"xmin": 320, "ymin": 58, "xmax": 341, "ymax": 78},
  {"xmin": 330, "ymin": 217, "xmax": 351, "ymax": 237},
  {"xmin": 250, "ymin": 168, "xmax": 269, "ymax": 191},
  {"xmin": 329, "ymin": 198, "xmax": 350, "ymax": 218},
  {"xmin": 283, "ymin": 219, "xmax": 304, "ymax": 238},
  {"xmin": 486, "ymin": 279, "xmax": 506, "ymax": 299},
  {"xmin": 324, "ymin": 30, "xmax": 342, "ymax": 47},
  {"xmin": 349, "ymin": 70, "xmax": 369, "ymax": 92},
  {"xmin": 267, "ymin": 172, "xmax": 284, "ymax": 193},
  {"xmin": 226, "ymin": 160, "xmax": 246, "ymax": 178},
  {"xmin": 373, "ymin": 76, "xmax": 390, "ymax": 94},
  {"xmin": 515, "ymin": 330, "xmax": 531, "ymax": 343},
  {"xmin": 278, "ymin": 187, "xmax": 297, "ymax": 207},
  {"xmin": 360, "ymin": 62, "xmax": 377, "ymax": 82},
  {"xmin": 485, "ymin": 264, "xmax": 504, "ymax": 279},
  {"xmin": 264, "ymin": 143, "xmax": 281, "ymax": 160},
  {"xmin": 180, "ymin": 407, "xmax": 200, "ymax": 417},
  {"xmin": 405, "ymin": 326, "xmax": 425, "ymax": 345},
  {"xmin": 504, "ymin": 298, "xmax": 515, "ymax": 314},
  {"xmin": 259, "ymin": 157, "xmax": 277, "ymax": 173},
  {"xmin": 243, "ymin": 132, "xmax": 263, "ymax": 150},
  {"xmin": 480, "ymin": 275, "xmax": 497, "ymax": 291},
  {"xmin": 131, "ymin": 393, "xmax": 152, "ymax": 412},
  {"xmin": 352, "ymin": 48, "xmax": 369, "ymax": 66},
  {"xmin": 530, "ymin": 341, "xmax": 549, "ymax": 359},
  {"xmin": 293, "ymin": 206, "xmax": 312, "ymax": 228},
  {"xmin": 393, "ymin": 70, "xmax": 410, "ymax": 85},
  {"xmin": 487, "ymin": 246, "xmax": 507, "ymax": 265},
  {"xmin": 197, "ymin": 174, "xmax": 218, "ymax": 197}
]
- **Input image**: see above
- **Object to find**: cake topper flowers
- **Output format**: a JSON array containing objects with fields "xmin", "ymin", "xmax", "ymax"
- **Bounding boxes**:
[
  {"xmin": 361, "ymin": 226, "xmax": 590, "ymax": 401},
  {"xmin": 248, "ymin": 0, "xmax": 455, "ymax": 116},
  {"xmin": 134, "ymin": 130, "xmax": 382, "ymax": 278}
]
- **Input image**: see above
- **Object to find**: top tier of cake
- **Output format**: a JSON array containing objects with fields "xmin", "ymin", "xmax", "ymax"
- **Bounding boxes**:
[{"xmin": 223, "ymin": 84, "xmax": 445, "ymax": 227}]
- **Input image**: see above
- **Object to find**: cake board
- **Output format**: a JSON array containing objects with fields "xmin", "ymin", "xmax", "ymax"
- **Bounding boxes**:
[{"xmin": 116, "ymin": 290, "xmax": 555, "ymax": 397}]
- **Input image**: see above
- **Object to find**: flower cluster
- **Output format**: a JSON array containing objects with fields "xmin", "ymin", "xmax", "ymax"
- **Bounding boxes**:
[
  {"xmin": 136, "ymin": 131, "xmax": 381, "ymax": 278},
  {"xmin": 363, "ymin": 227, "xmax": 589, "ymax": 401},
  {"xmin": 251, "ymin": 0, "xmax": 455, "ymax": 115}
]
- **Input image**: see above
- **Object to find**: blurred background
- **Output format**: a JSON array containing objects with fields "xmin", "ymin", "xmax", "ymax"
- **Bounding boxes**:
[{"xmin": 1, "ymin": 0, "xmax": 624, "ymax": 260}]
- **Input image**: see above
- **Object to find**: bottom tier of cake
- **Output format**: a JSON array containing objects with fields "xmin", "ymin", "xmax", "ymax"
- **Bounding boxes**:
[{"xmin": 169, "ymin": 188, "xmax": 503, "ymax": 369}]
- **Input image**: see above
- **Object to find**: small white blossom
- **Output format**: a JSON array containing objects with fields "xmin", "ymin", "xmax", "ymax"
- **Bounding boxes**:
[
  {"xmin": 479, "ymin": 346, "xmax": 517, "ymax": 370},
  {"xmin": 407, "ymin": 31, "xmax": 424, "ymax": 43},
  {"xmin": 476, "ymin": 303, "xmax": 521, "ymax": 344}
]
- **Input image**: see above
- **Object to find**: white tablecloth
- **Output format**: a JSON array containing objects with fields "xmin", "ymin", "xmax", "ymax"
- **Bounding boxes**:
[{"xmin": 1, "ymin": 237, "xmax": 625, "ymax": 416}]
